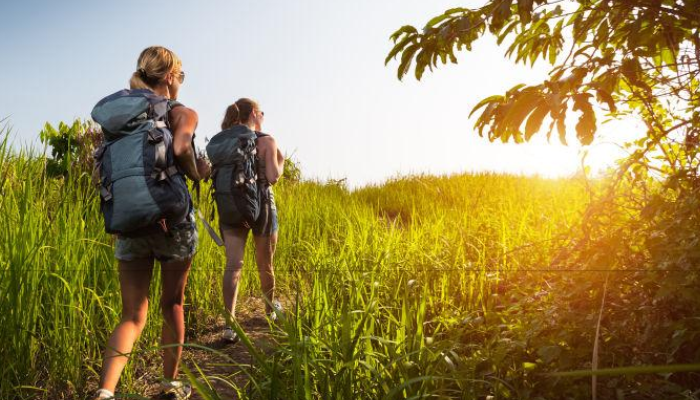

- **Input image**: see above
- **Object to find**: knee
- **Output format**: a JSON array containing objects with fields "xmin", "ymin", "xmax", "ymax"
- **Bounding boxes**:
[
  {"xmin": 122, "ymin": 304, "xmax": 149, "ymax": 332},
  {"xmin": 225, "ymin": 260, "xmax": 244, "ymax": 277},
  {"xmin": 257, "ymin": 264, "xmax": 274, "ymax": 276},
  {"xmin": 160, "ymin": 295, "xmax": 184, "ymax": 316}
]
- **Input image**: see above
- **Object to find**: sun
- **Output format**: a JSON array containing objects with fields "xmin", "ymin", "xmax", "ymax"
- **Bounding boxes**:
[{"xmin": 503, "ymin": 117, "xmax": 645, "ymax": 178}]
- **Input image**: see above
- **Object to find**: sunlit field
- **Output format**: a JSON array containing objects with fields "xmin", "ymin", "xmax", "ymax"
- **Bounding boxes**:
[{"xmin": 2, "ymin": 121, "xmax": 699, "ymax": 399}]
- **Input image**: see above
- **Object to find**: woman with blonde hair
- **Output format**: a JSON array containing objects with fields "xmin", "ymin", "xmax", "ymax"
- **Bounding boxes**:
[
  {"xmin": 91, "ymin": 46, "xmax": 210, "ymax": 400},
  {"xmin": 206, "ymin": 98, "xmax": 284, "ymax": 344}
]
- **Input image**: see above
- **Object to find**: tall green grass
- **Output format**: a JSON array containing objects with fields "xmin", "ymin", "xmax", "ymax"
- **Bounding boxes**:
[
  {"xmin": 224, "ymin": 175, "xmax": 586, "ymax": 399},
  {"xmin": 0, "ymin": 122, "xmax": 587, "ymax": 399},
  {"xmin": 0, "ymin": 127, "xmax": 221, "ymax": 398}
]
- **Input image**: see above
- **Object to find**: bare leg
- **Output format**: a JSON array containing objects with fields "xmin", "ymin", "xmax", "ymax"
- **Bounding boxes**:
[
  {"xmin": 159, "ymin": 257, "xmax": 192, "ymax": 380},
  {"xmin": 99, "ymin": 257, "xmax": 154, "ymax": 393},
  {"xmin": 253, "ymin": 232, "xmax": 278, "ymax": 313},
  {"xmin": 222, "ymin": 228, "xmax": 248, "ymax": 321}
]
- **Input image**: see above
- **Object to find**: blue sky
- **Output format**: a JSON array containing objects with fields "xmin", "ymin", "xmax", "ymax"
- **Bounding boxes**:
[{"xmin": 0, "ymin": 0, "xmax": 638, "ymax": 187}]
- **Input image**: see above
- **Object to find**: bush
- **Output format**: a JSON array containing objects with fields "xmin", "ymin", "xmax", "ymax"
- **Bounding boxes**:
[{"xmin": 40, "ymin": 118, "xmax": 101, "ymax": 177}]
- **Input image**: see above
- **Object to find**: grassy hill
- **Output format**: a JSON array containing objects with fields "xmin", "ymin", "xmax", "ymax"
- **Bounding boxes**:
[
  {"xmin": 3, "ymin": 131, "xmax": 698, "ymax": 399},
  {"xmin": 0, "ymin": 130, "xmax": 592, "ymax": 398}
]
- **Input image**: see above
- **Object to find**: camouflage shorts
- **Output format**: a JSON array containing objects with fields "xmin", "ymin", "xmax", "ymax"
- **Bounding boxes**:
[{"xmin": 115, "ymin": 224, "xmax": 198, "ymax": 263}]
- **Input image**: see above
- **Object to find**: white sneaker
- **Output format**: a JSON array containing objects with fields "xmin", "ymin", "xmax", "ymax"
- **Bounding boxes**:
[
  {"xmin": 269, "ymin": 300, "xmax": 283, "ymax": 322},
  {"xmin": 158, "ymin": 379, "xmax": 192, "ymax": 400},
  {"xmin": 92, "ymin": 389, "xmax": 114, "ymax": 400},
  {"xmin": 222, "ymin": 326, "xmax": 239, "ymax": 344}
]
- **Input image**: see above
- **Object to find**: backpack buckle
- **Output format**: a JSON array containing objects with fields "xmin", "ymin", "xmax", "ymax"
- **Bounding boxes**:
[
  {"xmin": 151, "ymin": 165, "xmax": 179, "ymax": 181},
  {"xmin": 148, "ymin": 129, "xmax": 164, "ymax": 143},
  {"xmin": 100, "ymin": 183, "xmax": 113, "ymax": 201}
]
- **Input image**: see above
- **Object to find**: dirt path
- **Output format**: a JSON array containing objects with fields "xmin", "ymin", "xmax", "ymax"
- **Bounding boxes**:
[
  {"xmin": 128, "ymin": 296, "xmax": 278, "ymax": 400},
  {"xmin": 184, "ymin": 296, "xmax": 277, "ymax": 400},
  {"xmin": 77, "ymin": 296, "xmax": 280, "ymax": 400}
]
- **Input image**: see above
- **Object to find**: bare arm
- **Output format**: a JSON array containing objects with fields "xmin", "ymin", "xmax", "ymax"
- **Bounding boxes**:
[
  {"xmin": 170, "ymin": 106, "xmax": 210, "ymax": 181},
  {"xmin": 276, "ymin": 148, "xmax": 285, "ymax": 166},
  {"xmin": 259, "ymin": 136, "xmax": 284, "ymax": 184}
]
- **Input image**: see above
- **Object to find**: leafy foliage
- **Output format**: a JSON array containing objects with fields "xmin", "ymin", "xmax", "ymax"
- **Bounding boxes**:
[
  {"xmin": 386, "ymin": 1, "xmax": 700, "ymax": 397},
  {"xmin": 386, "ymin": 0, "xmax": 700, "ymax": 146},
  {"xmin": 40, "ymin": 118, "xmax": 101, "ymax": 177},
  {"xmin": 281, "ymin": 156, "xmax": 302, "ymax": 184}
]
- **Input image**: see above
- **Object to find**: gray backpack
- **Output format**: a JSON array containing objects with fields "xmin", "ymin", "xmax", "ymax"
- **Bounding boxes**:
[
  {"xmin": 206, "ymin": 125, "xmax": 260, "ymax": 226},
  {"xmin": 91, "ymin": 89, "xmax": 190, "ymax": 235}
]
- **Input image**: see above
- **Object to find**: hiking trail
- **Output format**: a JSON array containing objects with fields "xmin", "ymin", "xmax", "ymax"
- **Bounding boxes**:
[{"xmin": 138, "ymin": 296, "xmax": 278, "ymax": 400}]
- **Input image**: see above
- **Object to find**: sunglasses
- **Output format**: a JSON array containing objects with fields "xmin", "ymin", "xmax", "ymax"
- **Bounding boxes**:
[{"xmin": 176, "ymin": 71, "xmax": 185, "ymax": 84}]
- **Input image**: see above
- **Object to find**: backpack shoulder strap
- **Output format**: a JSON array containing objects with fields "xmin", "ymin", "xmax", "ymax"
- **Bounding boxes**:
[
  {"xmin": 138, "ymin": 93, "xmax": 180, "ymax": 180},
  {"xmin": 137, "ymin": 92, "xmax": 169, "ymax": 122},
  {"xmin": 168, "ymin": 99, "xmax": 185, "ymax": 110}
]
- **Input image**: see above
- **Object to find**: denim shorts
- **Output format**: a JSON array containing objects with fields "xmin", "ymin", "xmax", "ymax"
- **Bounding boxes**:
[
  {"xmin": 115, "ymin": 218, "xmax": 198, "ymax": 263},
  {"xmin": 254, "ymin": 198, "xmax": 279, "ymax": 236}
]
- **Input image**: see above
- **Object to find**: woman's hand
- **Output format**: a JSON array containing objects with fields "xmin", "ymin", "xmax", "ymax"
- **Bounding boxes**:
[{"xmin": 196, "ymin": 157, "xmax": 212, "ymax": 180}]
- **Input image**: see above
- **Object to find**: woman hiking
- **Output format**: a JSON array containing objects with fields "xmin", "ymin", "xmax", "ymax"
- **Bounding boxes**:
[
  {"xmin": 206, "ymin": 98, "xmax": 285, "ymax": 344},
  {"xmin": 91, "ymin": 46, "xmax": 210, "ymax": 400}
]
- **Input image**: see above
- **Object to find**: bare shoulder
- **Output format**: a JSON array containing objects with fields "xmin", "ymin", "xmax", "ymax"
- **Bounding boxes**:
[
  {"xmin": 257, "ymin": 135, "xmax": 277, "ymax": 145},
  {"xmin": 169, "ymin": 106, "xmax": 198, "ymax": 132},
  {"xmin": 256, "ymin": 136, "xmax": 277, "ymax": 157},
  {"xmin": 257, "ymin": 135, "xmax": 277, "ymax": 150},
  {"xmin": 169, "ymin": 106, "xmax": 198, "ymax": 122}
]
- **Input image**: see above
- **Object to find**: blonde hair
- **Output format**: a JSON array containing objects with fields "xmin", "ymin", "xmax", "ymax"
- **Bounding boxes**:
[
  {"xmin": 129, "ymin": 46, "xmax": 182, "ymax": 90},
  {"xmin": 221, "ymin": 98, "xmax": 260, "ymax": 130}
]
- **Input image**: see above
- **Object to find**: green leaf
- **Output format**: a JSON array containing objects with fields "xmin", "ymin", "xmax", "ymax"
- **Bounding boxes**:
[
  {"xmin": 524, "ymin": 101, "xmax": 550, "ymax": 140},
  {"xmin": 573, "ymin": 93, "xmax": 596, "ymax": 145},
  {"xmin": 595, "ymin": 88, "xmax": 617, "ymax": 113},
  {"xmin": 469, "ymin": 95, "xmax": 504, "ymax": 118},
  {"xmin": 506, "ymin": 83, "xmax": 527, "ymax": 95},
  {"xmin": 397, "ymin": 43, "xmax": 420, "ymax": 81},
  {"xmin": 594, "ymin": 19, "xmax": 609, "ymax": 49},
  {"xmin": 426, "ymin": 12, "xmax": 451, "ymax": 29},
  {"xmin": 557, "ymin": 116, "xmax": 567, "ymax": 145},
  {"xmin": 389, "ymin": 25, "xmax": 418, "ymax": 42},
  {"xmin": 548, "ymin": 39, "xmax": 558, "ymax": 64},
  {"xmin": 40, "ymin": 122, "xmax": 57, "ymax": 143},
  {"xmin": 503, "ymin": 89, "xmax": 543, "ymax": 135},
  {"xmin": 444, "ymin": 7, "xmax": 468, "ymax": 14},
  {"xmin": 517, "ymin": 0, "xmax": 533, "ymax": 24},
  {"xmin": 661, "ymin": 47, "xmax": 676, "ymax": 71},
  {"xmin": 497, "ymin": 19, "xmax": 519, "ymax": 45},
  {"xmin": 415, "ymin": 49, "xmax": 429, "ymax": 81},
  {"xmin": 523, "ymin": 361, "xmax": 537, "ymax": 370},
  {"xmin": 490, "ymin": 0, "xmax": 513, "ymax": 32},
  {"xmin": 385, "ymin": 35, "xmax": 417, "ymax": 65}
]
